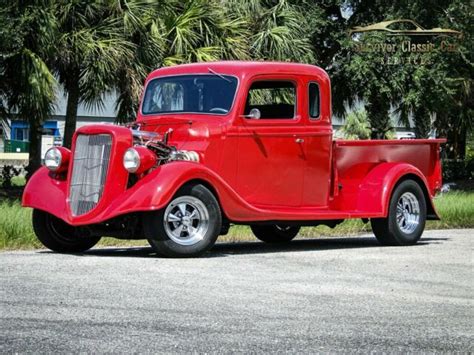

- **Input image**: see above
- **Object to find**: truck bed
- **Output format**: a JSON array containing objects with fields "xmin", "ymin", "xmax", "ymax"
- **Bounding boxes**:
[{"xmin": 330, "ymin": 139, "xmax": 445, "ymax": 215}]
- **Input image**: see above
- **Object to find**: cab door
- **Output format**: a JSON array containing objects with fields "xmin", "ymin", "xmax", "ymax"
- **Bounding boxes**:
[
  {"xmin": 300, "ymin": 79, "xmax": 333, "ymax": 207},
  {"xmin": 233, "ymin": 76, "xmax": 307, "ymax": 207}
]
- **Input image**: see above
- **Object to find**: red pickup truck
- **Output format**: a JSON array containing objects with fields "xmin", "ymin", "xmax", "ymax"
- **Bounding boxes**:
[{"xmin": 23, "ymin": 61, "xmax": 445, "ymax": 257}]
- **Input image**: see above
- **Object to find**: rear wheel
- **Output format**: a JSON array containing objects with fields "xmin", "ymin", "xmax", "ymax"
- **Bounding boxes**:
[
  {"xmin": 32, "ymin": 209, "xmax": 101, "ymax": 253},
  {"xmin": 144, "ymin": 184, "xmax": 221, "ymax": 257},
  {"xmin": 251, "ymin": 225, "xmax": 300, "ymax": 244},
  {"xmin": 371, "ymin": 179, "xmax": 427, "ymax": 246}
]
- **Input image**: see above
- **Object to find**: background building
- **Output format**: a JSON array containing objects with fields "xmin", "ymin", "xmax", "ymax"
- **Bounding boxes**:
[{"xmin": 1, "ymin": 89, "xmax": 116, "ymax": 155}]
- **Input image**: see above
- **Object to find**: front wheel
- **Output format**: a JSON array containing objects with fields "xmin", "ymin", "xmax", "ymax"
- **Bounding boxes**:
[
  {"xmin": 32, "ymin": 209, "xmax": 101, "ymax": 253},
  {"xmin": 371, "ymin": 179, "xmax": 427, "ymax": 246},
  {"xmin": 251, "ymin": 225, "xmax": 300, "ymax": 244},
  {"xmin": 144, "ymin": 184, "xmax": 222, "ymax": 257}
]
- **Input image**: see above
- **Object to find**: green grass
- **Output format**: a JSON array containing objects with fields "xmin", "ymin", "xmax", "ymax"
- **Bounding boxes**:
[
  {"xmin": 0, "ymin": 199, "xmax": 41, "ymax": 249},
  {"xmin": 1, "ymin": 191, "xmax": 473, "ymax": 250},
  {"xmin": 426, "ymin": 191, "xmax": 474, "ymax": 229},
  {"xmin": 11, "ymin": 176, "xmax": 26, "ymax": 187}
]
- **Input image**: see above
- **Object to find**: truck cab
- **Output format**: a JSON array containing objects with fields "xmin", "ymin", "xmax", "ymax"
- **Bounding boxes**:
[
  {"xmin": 23, "ymin": 61, "xmax": 445, "ymax": 257},
  {"xmin": 135, "ymin": 62, "xmax": 333, "ymax": 208}
]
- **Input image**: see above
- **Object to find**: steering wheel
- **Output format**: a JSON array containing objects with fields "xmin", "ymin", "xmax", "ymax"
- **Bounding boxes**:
[{"xmin": 209, "ymin": 107, "xmax": 228, "ymax": 114}]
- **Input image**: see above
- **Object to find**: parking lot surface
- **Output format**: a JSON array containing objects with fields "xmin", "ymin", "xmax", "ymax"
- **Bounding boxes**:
[{"xmin": 1, "ymin": 229, "xmax": 473, "ymax": 352}]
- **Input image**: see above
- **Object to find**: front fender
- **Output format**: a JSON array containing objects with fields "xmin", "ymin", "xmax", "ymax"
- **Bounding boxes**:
[
  {"xmin": 22, "ymin": 162, "xmax": 261, "ymax": 225},
  {"xmin": 22, "ymin": 167, "xmax": 69, "ymax": 217},
  {"xmin": 119, "ymin": 162, "xmax": 264, "ymax": 221},
  {"xmin": 356, "ymin": 162, "xmax": 439, "ymax": 219}
]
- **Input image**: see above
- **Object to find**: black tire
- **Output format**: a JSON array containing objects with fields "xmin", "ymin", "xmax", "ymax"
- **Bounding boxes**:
[
  {"xmin": 144, "ymin": 184, "xmax": 222, "ymax": 257},
  {"xmin": 371, "ymin": 179, "xmax": 427, "ymax": 246},
  {"xmin": 251, "ymin": 225, "xmax": 300, "ymax": 244},
  {"xmin": 32, "ymin": 209, "xmax": 101, "ymax": 253}
]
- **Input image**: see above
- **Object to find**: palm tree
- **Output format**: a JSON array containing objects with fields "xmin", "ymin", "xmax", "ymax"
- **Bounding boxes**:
[
  {"xmin": 110, "ymin": 0, "xmax": 167, "ymax": 123},
  {"xmin": 52, "ymin": 1, "xmax": 134, "ymax": 148},
  {"xmin": 113, "ymin": 0, "xmax": 250, "ymax": 123},
  {"xmin": 224, "ymin": 0, "xmax": 315, "ymax": 63},
  {"xmin": 0, "ymin": 1, "xmax": 57, "ymax": 178},
  {"xmin": 113, "ymin": 0, "xmax": 315, "ymax": 123},
  {"xmin": 163, "ymin": 0, "xmax": 249, "ymax": 63}
]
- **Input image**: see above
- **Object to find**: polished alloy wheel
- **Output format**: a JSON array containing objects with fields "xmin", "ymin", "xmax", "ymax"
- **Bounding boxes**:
[
  {"xmin": 396, "ymin": 192, "xmax": 420, "ymax": 234},
  {"xmin": 163, "ymin": 196, "xmax": 210, "ymax": 246}
]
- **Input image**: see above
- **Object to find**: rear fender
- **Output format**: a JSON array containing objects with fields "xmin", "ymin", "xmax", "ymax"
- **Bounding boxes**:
[{"xmin": 357, "ymin": 162, "xmax": 439, "ymax": 220}]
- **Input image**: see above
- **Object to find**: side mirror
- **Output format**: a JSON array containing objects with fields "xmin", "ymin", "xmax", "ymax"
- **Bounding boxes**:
[{"xmin": 241, "ymin": 108, "xmax": 261, "ymax": 120}]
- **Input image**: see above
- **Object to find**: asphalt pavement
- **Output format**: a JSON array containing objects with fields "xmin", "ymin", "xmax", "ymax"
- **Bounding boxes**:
[{"xmin": 1, "ymin": 229, "xmax": 473, "ymax": 353}]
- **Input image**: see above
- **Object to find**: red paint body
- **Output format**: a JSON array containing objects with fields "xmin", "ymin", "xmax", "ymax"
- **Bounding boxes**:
[{"xmin": 23, "ymin": 61, "xmax": 445, "ymax": 226}]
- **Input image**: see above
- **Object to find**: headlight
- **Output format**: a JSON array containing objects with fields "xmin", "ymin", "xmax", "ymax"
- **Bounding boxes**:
[
  {"xmin": 123, "ymin": 148, "xmax": 141, "ymax": 173},
  {"xmin": 123, "ymin": 146, "xmax": 156, "ymax": 174},
  {"xmin": 44, "ymin": 147, "xmax": 70, "ymax": 172}
]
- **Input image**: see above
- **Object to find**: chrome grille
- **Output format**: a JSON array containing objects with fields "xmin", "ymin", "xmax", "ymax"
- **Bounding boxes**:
[{"xmin": 69, "ymin": 134, "xmax": 112, "ymax": 216}]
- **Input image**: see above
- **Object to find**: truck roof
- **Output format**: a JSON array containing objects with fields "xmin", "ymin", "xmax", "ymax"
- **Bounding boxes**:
[{"xmin": 146, "ymin": 61, "xmax": 329, "ymax": 81}]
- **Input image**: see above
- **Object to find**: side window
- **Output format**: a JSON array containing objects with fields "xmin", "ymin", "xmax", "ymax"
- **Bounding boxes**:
[
  {"xmin": 245, "ymin": 81, "xmax": 296, "ymax": 119},
  {"xmin": 309, "ymin": 82, "xmax": 320, "ymax": 119}
]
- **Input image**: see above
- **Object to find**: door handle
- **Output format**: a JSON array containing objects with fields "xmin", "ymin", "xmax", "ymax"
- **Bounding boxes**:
[{"xmin": 295, "ymin": 138, "xmax": 304, "ymax": 144}]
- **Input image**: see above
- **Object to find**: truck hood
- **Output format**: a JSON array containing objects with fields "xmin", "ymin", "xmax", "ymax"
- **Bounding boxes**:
[
  {"xmin": 135, "ymin": 116, "xmax": 193, "ymax": 145},
  {"xmin": 137, "ymin": 116, "xmax": 192, "ymax": 132}
]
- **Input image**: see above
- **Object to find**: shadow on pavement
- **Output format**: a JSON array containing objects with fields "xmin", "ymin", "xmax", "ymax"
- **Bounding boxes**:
[{"xmin": 37, "ymin": 236, "xmax": 447, "ymax": 258}]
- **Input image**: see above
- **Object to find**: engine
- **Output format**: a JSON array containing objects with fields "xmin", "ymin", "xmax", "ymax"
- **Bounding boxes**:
[{"xmin": 126, "ymin": 129, "xmax": 199, "ymax": 174}]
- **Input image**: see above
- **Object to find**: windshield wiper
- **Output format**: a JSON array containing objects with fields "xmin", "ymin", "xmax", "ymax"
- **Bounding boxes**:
[{"xmin": 208, "ymin": 67, "xmax": 231, "ymax": 83}]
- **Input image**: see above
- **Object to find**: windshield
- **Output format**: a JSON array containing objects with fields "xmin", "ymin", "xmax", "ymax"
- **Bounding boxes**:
[{"xmin": 142, "ymin": 74, "xmax": 238, "ymax": 115}]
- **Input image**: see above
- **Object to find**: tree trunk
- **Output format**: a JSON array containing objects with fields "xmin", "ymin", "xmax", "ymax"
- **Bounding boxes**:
[
  {"xmin": 447, "ymin": 127, "xmax": 467, "ymax": 160},
  {"xmin": 63, "ymin": 75, "xmax": 80, "ymax": 149},
  {"xmin": 457, "ymin": 130, "xmax": 467, "ymax": 160},
  {"xmin": 367, "ymin": 92, "xmax": 391, "ymax": 139},
  {"xmin": 413, "ymin": 106, "xmax": 430, "ymax": 139},
  {"xmin": 25, "ymin": 117, "xmax": 43, "ymax": 180}
]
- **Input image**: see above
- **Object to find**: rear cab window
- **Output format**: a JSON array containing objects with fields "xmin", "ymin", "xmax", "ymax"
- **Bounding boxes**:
[{"xmin": 308, "ymin": 82, "xmax": 320, "ymax": 119}]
